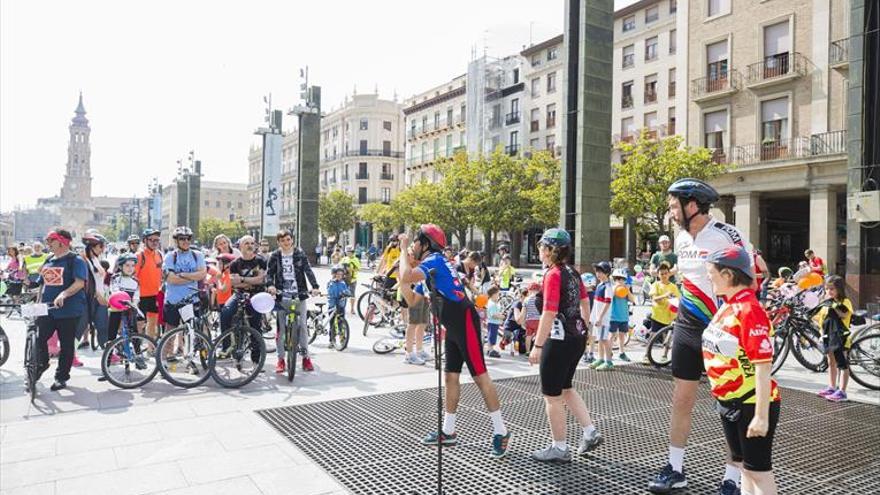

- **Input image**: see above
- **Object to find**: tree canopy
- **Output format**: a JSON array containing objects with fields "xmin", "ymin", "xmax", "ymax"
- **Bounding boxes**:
[
  {"xmin": 318, "ymin": 190, "xmax": 357, "ymax": 240},
  {"xmin": 198, "ymin": 218, "xmax": 246, "ymax": 246}
]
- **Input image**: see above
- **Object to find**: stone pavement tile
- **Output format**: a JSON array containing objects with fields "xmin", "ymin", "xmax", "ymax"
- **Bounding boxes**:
[
  {"xmin": 249, "ymin": 464, "xmax": 345, "ymax": 495},
  {"xmin": 1, "ymin": 448, "xmax": 115, "ymax": 489},
  {"xmin": 155, "ymin": 411, "xmax": 261, "ymax": 441},
  {"xmin": 176, "ymin": 444, "xmax": 293, "ymax": 486},
  {"xmin": 0, "ymin": 437, "xmax": 56, "ymax": 464},
  {"xmin": 114, "ymin": 433, "xmax": 221, "ymax": 469},
  {"xmin": 56, "ymin": 422, "xmax": 161, "ymax": 456},
  {"xmin": 266, "ymin": 438, "xmax": 313, "ymax": 465},
  {"xmin": 156, "ymin": 476, "xmax": 262, "ymax": 495},
  {"xmin": 0, "ymin": 481, "xmax": 55, "ymax": 495},
  {"xmin": 55, "ymin": 461, "xmax": 186, "ymax": 495}
]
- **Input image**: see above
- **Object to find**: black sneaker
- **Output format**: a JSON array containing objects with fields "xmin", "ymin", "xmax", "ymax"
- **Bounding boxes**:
[
  {"xmin": 50, "ymin": 379, "xmax": 67, "ymax": 391},
  {"xmin": 421, "ymin": 431, "xmax": 459, "ymax": 446},
  {"xmin": 647, "ymin": 463, "xmax": 687, "ymax": 493},
  {"xmin": 719, "ymin": 480, "xmax": 740, "ymax": 495}
]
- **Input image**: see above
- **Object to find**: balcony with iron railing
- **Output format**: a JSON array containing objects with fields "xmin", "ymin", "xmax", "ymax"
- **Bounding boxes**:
[
  {"xmin": 707, "ymin": 130, "xmax": 847, "ymax": 167},
  {"xmin": 505, "ymin": 144, "xmax": 520, "ymax": 156},
  {"xmin": 505, "ymin": 111, "xmax": 521, "ymax": 126},
  {"xmin": 356, "ymin": 172, "xmax": 370, "ymax": 180},
  {"xmin": 644, "ymin": 89, "xmax": 657, "ymax": 104},
  {"xmin": 829, "ymin": 38, "xmax": 849, "ymax": 69},
  {"xmin": 691, "ymin": 70, "xmax": 742, "ymax": 102},
  {"xmin": 341, "ymin": 149, "xmax": 404, "ymax": 159},
  {"xmin": 380, "ymin": 173, "xmax": 394, "ymax": 181},
  {"xmin": 745, "ymin": 52, "xmax": 807, "ymax": 89}
]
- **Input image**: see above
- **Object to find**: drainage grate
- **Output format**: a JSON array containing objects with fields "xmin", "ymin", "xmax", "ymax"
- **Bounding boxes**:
[{"xmin": 257, "ymin": 370, "xmax": 878, "ymax": 495}]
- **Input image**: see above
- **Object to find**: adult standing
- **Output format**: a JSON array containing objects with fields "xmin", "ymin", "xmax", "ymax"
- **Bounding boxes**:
[
  {"xmin": 649, "ymin": 235, "xmax": 678, "ymax": 281},
  {"xmin": 219, "ymin": 235, "xmax": 266, "ymax": 333},
  {"xmin": 752, "ymin": 248, "xmax": 770, "ymax": 300},
  {"xmin": 377, "ymin": 238, "xmax": 401, "ymax": 290},
  {"xmin": 126, "ymin": 234, "xmax": 141, "ymax": 255},
  {"xmin": 79, "ymin": 232, "xmax": 109, "ymax": 349},
  {"xmin": 314, "ymin": 243, "xmax": 323, "ymax": 266},
  {"xmin": 648, "ymin": 179, "xmax": 748, "ymax": 495},
  {"xmin": 161, "ymin": 227, "xmax": 206, "ymax": 330},
  {"xmin": 35, "ymin": 229, "xmax": 89, "ymax": 391},
  {"xmin": 704, "ymin": 246, "xmax": 780, "ymax": 495},
  {"xmin": 135, "ymin": 228, "xmax": 164, "ymax": 339},
  {"xmin": 340, "ymin": 246, "xmax": 361, "ymax": 316},
  {"xmin": 212, "ymin": 234, "xmax": 241, "ymax": 258},
  {"xmin": 528, "ymin": 229, "xmax": 603, "ymax": 463},
  {"xmin": 267, "ymin": 229, "xmax": 321, "ymax": 373},
  {"xmin": 4, "ymin": 246, "xmax": 26, "ymax": 301},
  {"xmin": 23, "ymin": 241, "xmax": 50, "ymax": 288},
  {"xmin": 804, "ymin": 249, "xmax": 826, "ymax": 276}
]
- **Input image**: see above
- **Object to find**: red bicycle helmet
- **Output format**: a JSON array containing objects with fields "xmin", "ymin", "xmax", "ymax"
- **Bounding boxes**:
[{"xmin": 418, "ymin": 224, "xmax": 447, "ymax": 252}]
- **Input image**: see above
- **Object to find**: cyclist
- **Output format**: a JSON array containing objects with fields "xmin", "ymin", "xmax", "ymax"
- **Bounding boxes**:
[
  {"xmin": 79, "ymin": 232, "xmax": 109, "ymax": 349},
  {"xmin": 267, "ymin": 229, "xmax": 321, "ymax": 373},
  {"xmin": 219, "ymin": 235, "xmax": 266, "ymax": 333},
  {"xmin": 340, "ymin": 246, "xmax": 361, "ymax": 316},
  {"xmin": 4, "ymin": 246, "xmax": 26, "ymax": 303},
  {"xmin": 24, "ymin": 241, "xmax": 50, "ymax": 289},
  {"xmin": 162, "ymin": 226, "xmax": 206, "ymax": 330},
  {"xmin": 648, "ymin": 178, "xmax": 748, "ymax": 495},
  {"xmin": 35, "ymin": 228, "xmax": 89, "ymax": 392},
  {"xmin": 377, "ymin": 238, "xmax": 401, "ymax": 290},
  {"xmin": 398, "ymin": 225, "xmax": 511, "ymax": 458},
  {"xmin": 126, "ymin": 234, "xmax": 141, "ymax": 254},
  {"xmin": 326, "ymin": 265, "xmax": 352, "ymax": 347},
  {"xmin": 212, "ymin": 233, "xmax": 241, "ymax": 258},
  {"xmin": 135, "ymin": 228, "xmax": 163, "ymax": 339}
]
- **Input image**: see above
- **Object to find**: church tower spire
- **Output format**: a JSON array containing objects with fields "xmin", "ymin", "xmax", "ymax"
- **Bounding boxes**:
[{"xmin": 61, "ymin": 92, "xmax": 94, "ymax": 233}]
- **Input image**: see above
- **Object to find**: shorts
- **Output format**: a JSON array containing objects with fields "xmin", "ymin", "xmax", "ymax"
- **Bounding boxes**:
[
  {"xmin": 671, "ymin": 322, "xmax": 705, "ymax": 381},
  {"xmin": 408, "ymin": 297, "xmax": 431, "ymax": 325},
  {"xmin": 163, "ymin": 302, "xmax": 200, "ymax": 328},
  {"xmin": 348, "ymin": 281, "xmax": 357, "ymax": 298},
  {"xmin": 592, "ymin": 324, "xmax": 610, "ymax": 341},
  {"xmin": 440, "ymin": 299, "xmax": 487, "ymax": 377},
  {"xmin": 138, "ymin": 295, "xmax": 159, "ymax": 315},
  {"xmin": 540, "ymin": 334, "xmax": 586, "ymax": 396},
  {"xmin": 383, "ymin": 276, "xmax": 397, "ymax": 291},
  {"xmin": 649, "ymin": 318, "xmax": 669, "ymax": 335},
  {"xmin": 609, "ymin": 321, "xmax": 628, "ymax": 333},
  {"xmin": 721, "ymin": 401, "xmax": 781, "ymax": 472}
]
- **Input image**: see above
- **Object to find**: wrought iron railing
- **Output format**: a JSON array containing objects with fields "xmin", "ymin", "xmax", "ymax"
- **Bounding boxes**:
[
  {"xmin": 829, "ymin": 38, "xmax": 849, "ymax": 65},
  {"xmin": 691, "ymin": 70, "xmax": 742, "ymax": 98},
  {"xmin": 745, "ymin": 52, "xmax": 807, "ymax": 84}
]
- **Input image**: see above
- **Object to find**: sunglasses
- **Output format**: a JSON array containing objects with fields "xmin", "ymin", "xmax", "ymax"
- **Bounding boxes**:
[
  {"xmin": 146, "ymin": 237, "xmax": 159, "ymax": 242},
  {"xmin": 178, "ymin": 236, "xmax": 192, "ymax": 241}
]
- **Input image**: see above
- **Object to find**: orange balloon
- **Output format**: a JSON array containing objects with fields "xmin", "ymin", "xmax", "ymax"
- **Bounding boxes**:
[
  {"xmin": 475, "ymin": 294, "xmax": 489, "ymax": 309},
  {"xmin": 798, "ymin": 272, "xmax": 823, "ymax": 290},
  {"xmin": 614, "ymin": 286, "xmax": 630, "ymax": 298}
]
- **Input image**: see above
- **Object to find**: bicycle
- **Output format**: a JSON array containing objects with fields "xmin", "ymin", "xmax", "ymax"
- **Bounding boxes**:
[
  {"xmin": 373, "ymin": 322, "xmax": 436, "ymax": 356},
  {"xmin": 156, "ymin": 292, "xmax": 213, "ymax": 388},
  {"xmin": 100, "ymin": 302, "xmax": 159, "ymax": 389},
  {"xmin": 21, "ymin": 302, "xmax": 52, "ymax": 403},
  {"xmin": 306, "ymin": 299, "xmax": 351, "ymax": 352},
  {"xmin": 847, "ymin": 331, "xmax": 880, "ymax": 390},
  {"xmin": 645, "ymin": 323, "xmax": 674, "ymax": 368},
  {"xmin": 768, "ymin": 289, "xmax": 828, "ymax": 375},
  {"xmin": 209, "ymin": 291, "xmax": 268, "ymax": 388},
  {"xmin": 279, "ymin": 298, "xmax": 302, "ymax": 383}
]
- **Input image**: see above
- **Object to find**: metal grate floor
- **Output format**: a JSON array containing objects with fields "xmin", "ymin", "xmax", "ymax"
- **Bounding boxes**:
[{"xmin": 257, "ymin": 366, "xmax": 880, "ymax": 495}]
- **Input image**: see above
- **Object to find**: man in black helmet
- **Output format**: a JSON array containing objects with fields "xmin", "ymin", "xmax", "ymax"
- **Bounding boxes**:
[{"xmin": 648, "ymin": 179, "xmax": 749, "ymax": 495}]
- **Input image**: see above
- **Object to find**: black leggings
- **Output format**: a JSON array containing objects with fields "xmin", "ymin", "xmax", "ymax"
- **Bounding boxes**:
[
  {"xmin": 108, "ymin": 311, "xmax": 138, "ymax": 342},
  {"xmin": 721, "ymin": 401, "xmax": 781, "ymax": 472},
  {"xmin": 540, "ymin": 334, "xmax": 586, "ymax": 396},
  {"xmin": 36, "ymin": 316, "xmax": 79, "ymax": 382}
]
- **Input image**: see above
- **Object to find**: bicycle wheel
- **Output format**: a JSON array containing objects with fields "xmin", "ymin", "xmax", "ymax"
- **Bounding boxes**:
[
  {"xmin": 210, "ymin": 326, "xmax": 266, "ymax": 388},
  {"xmin": 332, "ymin": 316, "xmax": 350, "ymax": 351},
  {"xmin": 358, "ymin": 291, "xmax": 385, "ymax": 325},
  {"xmin": 363, "ymin": 302, "xmax": 376, "ymax": 336},
  {"xmin": 24, "ymin": 331, "xmax": 37, "ymax": 402},
  {"xmin": 790, "ymin": 325, "xmax": 828, "ymax": 372},
  {"xmin": 286, "ymin": 322, "xmax": 297, "ymax": 383},
  {"xmin": 646, "ymin": 325, "xmax": 673, "ymax": 368},
  {"xmin": 848, "ymin": 333, "xmax": 880, "ymax": 390},
  {"xmin": 307, "ymin": 314, "xmax": 319, "ymax": 345},
  {"xmin": 356, "ymin": 291, "xmax": 373, "ymax": 320},
  {"xmin": 156, "ymin": 326, "xmax": 213, "ymax": 388},
  {"xmin": 372, "ymin": 337, "xmax": 399, "ymax": 354},
  {"xmin": 0, "ymin": 326, "xmax": 9, "ymax": 367},
  {"xmin": 101, "ymin": 335, "xmax": 159, "ymax": 389},
  {"xmin": 770, "ymin": 331, "xmax": 790, "ymax": 376}
]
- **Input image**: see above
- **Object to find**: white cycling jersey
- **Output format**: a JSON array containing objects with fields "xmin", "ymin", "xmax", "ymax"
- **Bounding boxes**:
[{"xmin": 674, "ymin": 215, "xmax": 747, "ymax": 330}]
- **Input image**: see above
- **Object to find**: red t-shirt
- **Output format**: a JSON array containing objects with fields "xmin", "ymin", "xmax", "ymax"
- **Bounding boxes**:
[
  {"xmin": 809, "ymin": 256, "xmax": 825, "ymax": 275},
  {"xmin": 542, "ymin": 265, "xmax": 587, "ymax": 312}
]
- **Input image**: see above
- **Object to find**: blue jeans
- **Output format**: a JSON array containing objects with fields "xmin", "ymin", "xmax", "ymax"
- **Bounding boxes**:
[
  {"xmin": 77, "ymin": 299, "xmax": 109, "ymax": 345},
  {"xmin": 220, "ymin": 292, "xmax": 262, "ymax": 332}
]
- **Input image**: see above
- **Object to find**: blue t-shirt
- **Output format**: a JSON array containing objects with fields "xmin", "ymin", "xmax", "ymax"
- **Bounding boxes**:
[
  {"xmin": 163, "ymin": 249, "xmax": 206, "ymax": 304},
  {"xmin": 416, "ymin": 252, "xmax": 466, "ymax": 303},
  {"xmin": 326, "ymin": 279, "xmax": 350, "ymax": 312},
  {"xmin": 610, "ymin": 285, "xmax": 630, "ymax": 323},
  {"xmin": 40, "ymin": 252, "xmax": 89, "ymax": 319}
]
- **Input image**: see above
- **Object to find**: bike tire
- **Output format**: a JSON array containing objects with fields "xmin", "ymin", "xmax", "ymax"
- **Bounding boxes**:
[
  {"xmin": 210, "ymin": 326, "xmax": 266, "ymax": 388},
  {"xmin": 24, "ymin": 331, "xmax": 37, "ymax": 402},
  {"xmin": 156, "ymin": 326, "xmax": 213, "ymax": 388},
  {"xmin": 356, "ymin": 291, "xmax": 373, "ymax": 320},
  {"xmin": 790, "ymin": 325, "xmax": 828, "ymax": 372},
  {"xmin": 770, "ymin": 331, "xmax": 790, "ymax": 376},
  {"xmin": 333, "ymin": 317, "xmax": 350, "ymax": 351},
  {"xmin": 0, "ymin": 326, "xmax": 9, "ymax": 368},
  {"xmin": 307, "ymin": 314, "xmax": 319, "ymax": 345},
  {"xmin": 848, "ymin": 333, "xmax": 880, "ymax": 391},
  {"xmin": 363, "ymin": 303, "xmax": 376, "ymax": 336},
  {"xmin": 372, "ymin": 337, "xmax": 398, "ymax": 354},
  {"xmin": 101, "ymin": 335, "xmax": 160, "ymax": 389},
  {"xmin": 646, "ymin": 325, "xmax": 673, "ymax": 368},
  {"xmin": 287, "ymin": 324, "xmax": 297, "ymax": 383}
]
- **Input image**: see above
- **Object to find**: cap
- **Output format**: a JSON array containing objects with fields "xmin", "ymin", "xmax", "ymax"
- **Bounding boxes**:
[
  {"xmin": 611, "ymin": 268, "xmax": 627, "ymax": 279},
  {"xmin": 706, "ymin": 246, "xmax": 755, "ymax": 279},
  {"xmin": 658, "ymin": 235, "xmax": 670, "ymax": 243}
]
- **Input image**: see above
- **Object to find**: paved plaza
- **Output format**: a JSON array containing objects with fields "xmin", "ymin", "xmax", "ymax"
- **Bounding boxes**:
[{"xmin": 1, "ymin": 268, "xmax": 877, "ymax": 495}]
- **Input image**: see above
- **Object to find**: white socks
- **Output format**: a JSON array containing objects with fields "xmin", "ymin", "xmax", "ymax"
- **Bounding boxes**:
[
  {"xmin": 583, "ymin": 424, "xmax": 597, "ymax": 438},
  {"xmin": 489, "ymin": 410, "xmax": 507, "ymax": 436},
  {"xmin": 442, "ymin": 412, "xmax": 456, "ymax": 435},
  {"xmin": 723, "ymin": 464, "xmax": 741, "ymax": 485},
  {"xmin": 552, "ymin": 440, "xmax": 568, "ymax": 451},
  {"xmin": 668, "ymin": 446, "xmax": 685, "ymax": 472}
]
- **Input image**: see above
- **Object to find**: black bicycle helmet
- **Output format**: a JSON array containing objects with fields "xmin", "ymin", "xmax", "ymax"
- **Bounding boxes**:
[
  {"xmin": 142, "ymin": 228, "xmax": 160, "ymax": 238},
  {"xmin": 667, "ymin": 178, "xmax": 719, "ymax": 205}
]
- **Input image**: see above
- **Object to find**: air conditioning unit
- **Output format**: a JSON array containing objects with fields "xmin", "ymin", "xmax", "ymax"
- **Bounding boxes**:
[{"xmin": 847, "ymin": 190, "xmax": 880, "ymax": 222}]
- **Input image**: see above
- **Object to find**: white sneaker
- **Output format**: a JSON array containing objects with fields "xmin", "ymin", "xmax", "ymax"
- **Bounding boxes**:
[
  {"xmin": 417, "ymin": 350, "xmax": 432, "ymax": 362},
  {"xmin": 404, "ymin": 353, "xmax": 426, "ymax": 366}
]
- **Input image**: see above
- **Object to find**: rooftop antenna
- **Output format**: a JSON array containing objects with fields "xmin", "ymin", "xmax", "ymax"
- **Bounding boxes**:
[{"xmin": 529, "ymin": 21, "xmax": 535, "ymax": 46}]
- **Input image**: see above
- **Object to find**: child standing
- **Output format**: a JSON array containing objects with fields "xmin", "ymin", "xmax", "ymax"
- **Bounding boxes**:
[
  {"xmin": 502, "ymin": 287, "xmax": 528, "ymax": 356},
  {"xmin": 645, "ymin": 262, "xmax": 680, "ymax": 364},
  {"xmin": 485, "ymin": 286, "xmax": 504, "ymax": 358},
  {"xmin": 816, "ymin": 275, "xmax": 853, "ymax": 402},
  {"xmin": 589, "ymin": 262, "xmax": 613, "ymax": 369},
  {"xmin": 326, "ymin": 265, "xmax": 352, "ymax": 348},
  {"xmin": 517, "ymin": 282, "xmax": 542, "ymax": 354},
  {"xmin": 495, "ymin": 255, "xmax": 516, "ymax": 291},
  {"xmin": 609, "ymin": 269, "xmax": 635, "ymax": 364}
]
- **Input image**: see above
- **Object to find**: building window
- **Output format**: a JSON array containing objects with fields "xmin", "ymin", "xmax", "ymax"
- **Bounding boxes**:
[
  {"xmin": 644, "ymin": 111, "xmax": 658, "ymax": 136},
  {"xmin": 546, "ymin": 72, "xmax": 557, "ymax": 93},
  {"xmin": 358, "ymin": 162, "xmax": 368, "ymax": 179},
  {"xmin": 410, "ymin": 120, "xmax": 416, "ymax": 134},
  {"xmin": 459, "ymin": 130, "xmax": 466, "ymax": 148},
  {"xmin": 446, "ymin": 134, "xmax": 453, "ymax": 156},
  {"xmin": 447, "ymin": 107, "xmax": 453, "ymax": 125},
  {"xmin": 707, "ymin": 40, "xmax": 729, "ymax": 89},
  {"xmin": 421, "ymin": 142, "xmax": 427, "ymax": 160},
  {"xmin": 670, "ymin": 0, "xmax": 677, "ymax": 14},
  {"xmin": 761, "ymin": 97, "xmax": 789, "ymax": 143},
  {"xmin": 763, "ymin": 21, "xmax": 791, "ymax": 78},
  {"xmin": 668, "ymin": 68, "xmax": 676, "ymax": 97},
  {"xmin": 531, "ymin": 54, "xmax": 541, "ymax": 67},
  {"xmin": 530, "ymin": 138, "xmax": 540, "ymax": 149},
  {"xmin": 531, "ymin": 108, "xmax": 541, "ymax": 132},
  {"xmin": 358, "ymin": 187, "xmax": 367, "ymax": 204},
  {"xmin": 227, "ymin": 201, "xmax": 232, "ymax": 208},
  {"xmin": 238, "ymin": 202, "xmax": 243, "ymax": 209},
  {"xmin": 381, "ymin": 187, "xmax": 391, "ymax": 204},
  {"xmin": 512, "ymin": 68, "xmax": 519, "ymax": 84},
  {"xmin": 531, "ymin": 77, "xmax": 541, "ymax": 97},
  {"xmin": 547, "ymin": 47, "xmax": 558, "ymax": 61},
  {"xmin": 645, "ymin": 6, "xmax": 659, "ymax": 23},
  {"xmin": 359, "ymin": 119, "xmax": 368, "ymax": 130},
  {"xmin": 644, "ymin": 74, "xmax": 658, "ymax": 104},
  {"xmin": 668, "ymin": 107, "xmax": 676, "ymax": 135},
  {"xmin": 546, "ymin": 135, "xmax": 556, "ymax": 154},
  {"xmin": 204, "ymin": 200, "xmax": 210, "ymax": 206},
  {"xmin": 383, "ymin": 120, "xmax": 392, "ymax": 131},
  {"xmin": 383, "ymin": 140, "xmax": 391, "ymax": 156},
  {"xmin": 433, "ymin": 138, "xmax": 440, "ymax": 158},
  {"xmin": 332, "ymin": 126, "xmax": 338, "ymax": 137},
  {"xmin": 622, "ymin": 81, "xmax": 634, "ymax": 109},
  {"xmin": 645, "ymin": 36, "xmax": 658, "ymax": 61},
  {"xmin": 382, "ymin": 162, "xmax": 392, "ymax": 175},
  {"xmin": 460, "ymin": 103, "xmax": 466, "ymax": 123},
  {"xmin": 360, "ymin": 140, "xmax": 368, "ymax": 154},
  {"xmin": 622, "ymin": 15, "xmax": 635, "ymax": 32},
  {"xmin": 546, "ymin": 103, "xmax": 557, "ymax": 128},
  {"xmin": 621, "ymin": 117, "xmax": 635, "ymax": 140},
  {"xmin": 669, "ymin": 29, "xmax": 677, "ymax": 54},
  {"xmin": 703, "ymin": 109, "xmax": 728, "ymax": 149},
  {"xmin": 622, "ymin": 44, "xmax": 635, "ymax": 68},
  {"xmin": 434, "ymin": 111, "xmax": 440, "ymax": 128},
  {"xmin": 215, "ymin": 201, "xmax": 221, "ymax": 207},
  {"xmin": 708, "ymin": 0, "xmax": 730, "ymax": 17}
]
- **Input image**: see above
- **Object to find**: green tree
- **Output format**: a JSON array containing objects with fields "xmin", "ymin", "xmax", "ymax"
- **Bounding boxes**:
[
  {"xmin": 198, "ymin": 218, "xmax": 246, "ymax": 246},
  {"xmin": 359, "ymin": 202, "xmax": 400, "ymax": 235},
  {"xmin": 432, "ymin": 153, "xmax": 482, "ymax": 246},
  {"xmin": 522, "ymin": 150, "xmax": 562, "ymax": 227},
  {"xmin": 318, "ymin": 190, "xmax": 357, "ymax": 241},
  {"xmin": 610, "ymin": 132, "xmax": 730, "ymax": 236}
]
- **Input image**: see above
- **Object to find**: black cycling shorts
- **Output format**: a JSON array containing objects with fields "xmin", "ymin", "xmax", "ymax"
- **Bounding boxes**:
[
  {"xmin": 671, "ymin": 322, "xmax": 705, "ymax": 381},
  {"xmin": 138, "ymin": 296, "xmax": 159, "ymax": 315},
  {"xmin": 540, "ymin": 334, "xmax": 586, "ymax": 396},
  {"xmin": 721, "ymin": 401, "xmax": 780, "ymax": 472},
  {"xmin": 163, "ymin": 302, "xmax": 200, "ymax": 328},
  {"xmin": 440, "ymin": 298, "xmax": 487, "ymax": 377}
]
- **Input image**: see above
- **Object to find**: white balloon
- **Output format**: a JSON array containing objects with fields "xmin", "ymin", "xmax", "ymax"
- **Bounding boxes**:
[
  {"xmin": 802, "ymin": 291, "xmax": 820, "ymax": 309},
  {"xmin": 250, "ymin": 292, "xmax": 276, "ymax": 314}
]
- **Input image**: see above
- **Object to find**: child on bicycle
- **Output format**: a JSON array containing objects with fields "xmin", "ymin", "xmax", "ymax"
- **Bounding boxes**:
[
  {"xmin": 326, "ymin": 265, "xmax": 351, "ymax": 348},
  {"xmin": 815, "ymin": 275, "xmax": 853, "ymax": 402},
  {"xmin": 645, "ymin": 262, "xmax": 680, "ymax": 364},
  {"xmin": 107, "ymin": 254, "xmax": 140, "ymax": 343}
]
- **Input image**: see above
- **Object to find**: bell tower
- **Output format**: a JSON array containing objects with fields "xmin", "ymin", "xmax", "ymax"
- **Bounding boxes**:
[{"xmin": 61, "ymin": 92, "xmax": 95, "ymax": 234}]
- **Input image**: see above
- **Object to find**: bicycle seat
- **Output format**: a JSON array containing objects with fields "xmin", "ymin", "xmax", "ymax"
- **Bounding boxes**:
[{"xmin": 315, "ymin": 302, "xmax": 326, "ymax": 309}]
